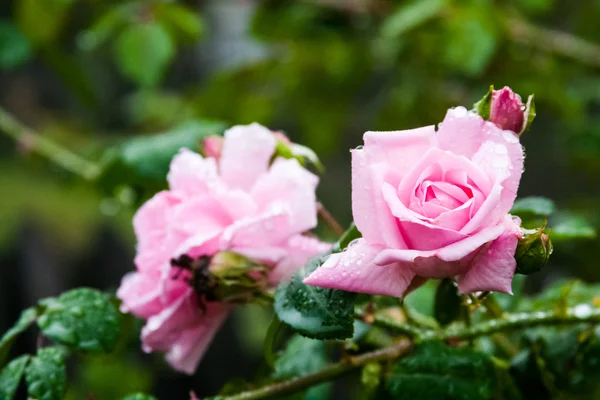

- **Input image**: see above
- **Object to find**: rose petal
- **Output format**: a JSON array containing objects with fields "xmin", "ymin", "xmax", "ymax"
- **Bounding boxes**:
[
  {"xmin": 219, "ymin": 123, "xmax": 277, "ymax": 191},
  {"xmin": 270, "ymin": 235, "xmax": 332, "ymax": 284},
  {"xmin": 457, "ymin": 216, "xmax": 522, "ymax": 294},
  {"xmin": 303, "ymin": 239, "xmax": 415, "ymax": 297},
  {"xmin": 363, "ymin": 127, "xmax": 437, "ymax": 178},
  {"xmin": 167, "ymin": 149, "xmax": 220, "ymax": 195},
  {"xmin": 251, "ymin": 158, "xmax": 319, "ymax": 235},
  {"xmin": 164, "ymin": 303, "xmax": 232, "ymax": 375}
]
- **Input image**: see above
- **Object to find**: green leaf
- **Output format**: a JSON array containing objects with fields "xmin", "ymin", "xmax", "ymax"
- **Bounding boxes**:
[
  {"xmin": 442, "ymin": 6, "xmax": 498, "ymax": 76},
  {"xmin": 0, "ymin": 308, "xmax": 39, "ymax": 367},
  {"xmin": 37, "ymin": 288, "xmax": 120, "ymax": 353},
  {"xmin": 0, "ymin": 355, "xmax": 30, "ymax": 399},
  {"xmin": 473, "ymin": 85, "xmax": 493, "ymax": 120},
  {"xmin": 274, "ymin": 256, "xmax": 356, "ymax": 340},
  {"xmin": 116, "ymin": 119, "xmax": 227, "ymax": 180},
  {"xmin": 550, "ymin": 215, "xmax": 597, "ymax": 241},
  {"xmin": 121, "ymin": 394, "xmax": 158, "ymax": 400},
  {"xmin": 381, "ymin": 0, "xmax": 446, "ymax": 38},
  {"xmin": 155, "ymin": 3, "xmax": 205, "ymax": 41},
  {"xmin": 274, "ymin": 335, "xmax": 327, "ymax": 379},
  {"xmin": 0, "ymin": 21, "xmax": 32, "ymax": 70},
  {"xmin": 511, "ymin": 197, "xmax": 556, "ymax": 217},
  {"xmin": 113, "ymin": 22, "xmax": 175, "ymax": 87},
  {"xmin": 25, "ymin": 347, "xmax": 67, "ymax": 400},
  {"xmin": 433, "ymin": 279, "xmax": 462, "ymax": 327},
  {"xmin": 274, "ymin": 335, "xmax": 330, "ymax": 400},
  {"xmin": 386, "ymin": 342, "xmax": 497, "ymax": 400}
]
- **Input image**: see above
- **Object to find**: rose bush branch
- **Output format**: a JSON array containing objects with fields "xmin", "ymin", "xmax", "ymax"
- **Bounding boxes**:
[
  {"xmin": 0, "ymin": 106, "xmax": 101, "ymax": 180},
  {"xmin": 210, "ymin": 339, "xmax": 413, "ymax": 400},
  {"xmin": 212, "ymin": 304, "xmax": 600, "ymax": 400}
]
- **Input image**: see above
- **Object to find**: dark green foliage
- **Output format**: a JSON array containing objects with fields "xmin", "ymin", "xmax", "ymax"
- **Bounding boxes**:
[
  {"xmin": 25, "ymin": 347, "xmax": 67, "ymax": 400},
  {"xmin": 275, "ymin": 256, "xmax": 356, "ymax": 340},
  {"xmin": 37, "ymin": 288, "xmax": 120, "ymax": 353},
  {"xmin": 434, "ymin": 279, "xmax": 462, "ymax": 327},
  {"xmin": 386, "ymin": 342, "xmax": 497, "ymax": 400},
  {"xmin": 121, "ymin": 394, "xmax": 158, "ymax": 400},
  {"xmin": 0, "ymin": 308, "xmax": 38, "ymax": 367},
  {"xmin": 0, "ymin": 21, "xmax": 31, "ymax": 70},
  {"xmin": 0, "ymin": 355, "xmax": 30, "ymax": 400},
  {"xmin": 511, "ymin": 197, "xmax": 556, "ymax": 218}
]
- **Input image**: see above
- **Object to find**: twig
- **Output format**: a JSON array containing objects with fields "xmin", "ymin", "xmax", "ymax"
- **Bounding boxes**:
[
  {"xmin": 210, "ymin": 340, "xmax": 412, "ymax": 400},
  {"xmin": 317, "ymin": 202, "xmax": 345, "ymax": 237},
  {"xmin": 432, "ymin": 305, "xmax": 600, "ymax": 341},
  {"xmin": 506, "ymin": 17, "xmax": 600, "ymax": 69},
  {"xmin": 0, "ymin": 107, "xmax": 101, "ymax": 180}
]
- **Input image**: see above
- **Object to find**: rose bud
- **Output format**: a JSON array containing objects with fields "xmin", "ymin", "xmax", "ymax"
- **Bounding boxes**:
[
  {"xmin": 515, "ymin": 226, "xmax": 553, "ymax": 275},
  {"xmin": 202, "ymin": 135, "xmax": 223, "ymax": 159},
  {"xmin": 473, "ymin": 85, "xmax": 535, "ymax": 135}
]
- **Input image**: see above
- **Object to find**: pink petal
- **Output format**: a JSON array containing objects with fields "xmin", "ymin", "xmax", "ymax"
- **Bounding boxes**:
[
  {"xmin": 250, "ymin": 158, "xmax": 319, "ymax": 235},
  {"xmin": 437, "ymin": 108, "xmax": 524, "ymax": 214},
  {"xmin": 352, "ymin": 153, "xmax": 407, "ymax": 248},
  {"xmin": 460, "ymin": 183, "xmax": 503, "ymax": 235},
  {"xmin": 133, "ymin": 191, "xmax": 181, "ymax": 256},
  {"xmin": 471, "ymin": 135, "xmax": 524, "ymax": 217},
  {"xmin": 457, "ymin": 216, "xmax": 522, "ymax": 294},
  {"xmin": 373, "ymin": 223, "xmax": 505, "ymax": 276},
  {"xmin": 363, "ymin": 127, "xmax": 437, "ymax": 178},
  {"xmin": 219, "ymin": 123, "xmax": 277, "ymax": 191},
  {"xmin": 167, "ymin": 149, "xmax": 219, "ymax": 196},
  {"xmin": 165, "ymin": 303, "xmax": 232, "ymax": 375},
  {"xmin": 382, "ymin": 183, "xmax": 468, "ymax": 250},
  {"xmin": 303, "ymin": 239, "xmax": 415, "ymax": 297},
  {"xmin": 220, "ymin": 206, "xmax": 291, "ymax": 250},
  {"xmin": 117, "ymin": 272, "xmax": 163, "ymax": 318},
  {"xmin": 270, "ymin": 235, "xmax": 332, "ymax": 284}
]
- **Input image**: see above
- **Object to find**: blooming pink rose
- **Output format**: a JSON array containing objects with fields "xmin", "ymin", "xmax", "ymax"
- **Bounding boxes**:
[
  {"xmin": 118, "ymin": 123, "xmax": 329, "ymax": 374},
  {"xmin": 304, "ymin": 107, "xmax": 524, "ymax": 297}
]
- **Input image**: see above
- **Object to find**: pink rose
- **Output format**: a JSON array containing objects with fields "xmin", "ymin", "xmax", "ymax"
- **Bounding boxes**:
[
  {"xmin": 118, "ymin": 123, "xmax": 329, "ymax": 374},
  {"xmin": 304, "ymin": 107, "xmax": 524, "ymax": 297}
]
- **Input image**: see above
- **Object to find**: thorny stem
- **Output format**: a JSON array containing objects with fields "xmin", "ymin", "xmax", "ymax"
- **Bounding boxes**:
[
  {"xmin": 0, "ymin": 107, "xmax": 101, "ymax": 180},
  {"xmin": 218, "ymin": 305, "xmax": 600, "ymax": 399},
  {"xmin": 210, "ymin": 340, "xmax": 413, "ymax": 400},
  {"xmin": 429, "ymin": 305, "xmax": 600, "ymax": 342},
  {"xmin": 317, "ymin": 202, "xmax": 345, "ymax": 237}
]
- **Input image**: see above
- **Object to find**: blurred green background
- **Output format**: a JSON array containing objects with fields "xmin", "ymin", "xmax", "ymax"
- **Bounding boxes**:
[{"xmin": 1, "ymin": 0, "xmax": 600, "ymax": 397}]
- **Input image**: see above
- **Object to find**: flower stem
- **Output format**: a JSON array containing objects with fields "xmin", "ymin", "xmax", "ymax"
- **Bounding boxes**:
[
  {"xmin": 317, "ymin": 202, "xmax": 345, "ymax": 237},
  {"xmin": 431, "ymin": 305, "xmax": 600, "ymax": 341},
  {"xmin": 209, "ymin": 340, "xmax": 412, "ymax": 400},
  {"xmin": 0, "ymin": 106, "xmax": 101, "ymax": 180}
]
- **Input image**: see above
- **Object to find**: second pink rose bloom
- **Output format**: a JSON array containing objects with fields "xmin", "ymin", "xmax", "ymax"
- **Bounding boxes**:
[
  {"xmin": 118, "ymin": 123, "xmax": 330, "ymax": 374},
  {"xmin": 304, "ymin": 106, "xmax": 525, "ymax": 296}
]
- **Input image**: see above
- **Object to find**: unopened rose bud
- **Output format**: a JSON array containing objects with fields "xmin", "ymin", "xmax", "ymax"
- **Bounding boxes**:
[
  {"xmin": 490, "ymin": 87, "xmax": 525, "ymax": 133},
  {"xmin": 202, "ymin": 135, "xmax": 223, "ymax": 159},
  {"xmin": 473, "ymin": 85, "xmax": 536, "ymax": 135},
  {"xmin": 515, "ymin": 226, "xmax": 553, "ymax": 275}
]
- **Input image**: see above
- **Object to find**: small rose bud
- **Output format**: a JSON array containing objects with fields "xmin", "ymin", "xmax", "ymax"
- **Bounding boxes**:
[
  {"xmin": 273, "ymin": 131, "xmax": 292, "ymax": 145},
  {"xmin": 473, "ymin": 85, "xmax": 536, "ymax": 135},
  {"xmin": 202, "ymin": 135, "xmax": 223, "ymax": 159},
  {"xmin": 490, "ymin": 86, "xmax": 525, "ymax": 133},
  {"xmin": 515, "ymin": 225, "xmax": 553, "ymax": 275}
]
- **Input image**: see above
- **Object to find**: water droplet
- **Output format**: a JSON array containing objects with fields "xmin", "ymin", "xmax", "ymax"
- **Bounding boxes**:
[{"xmin": 573, "ymin": 304, "xmax": 593, "ymax": 318}]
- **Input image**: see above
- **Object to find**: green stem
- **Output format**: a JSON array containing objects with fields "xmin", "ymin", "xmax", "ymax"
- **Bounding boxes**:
[
  {"xmin": 210, "ymin": 340, "xmax": 412, "ymax": 400},
  {"xmin": 479, "ymin": 293, "xmax": 505, "ymax": 319},
  {"xmin": 0, "ymin": 107, "xmax": 101, "ymax": 180},
  {"xmin": 431, "ymin": 305, "xmax": 600, "ymax": 341},
  {"xmin": 354, "ymin": 307, "xmax": 428, "ymax": 339}
]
